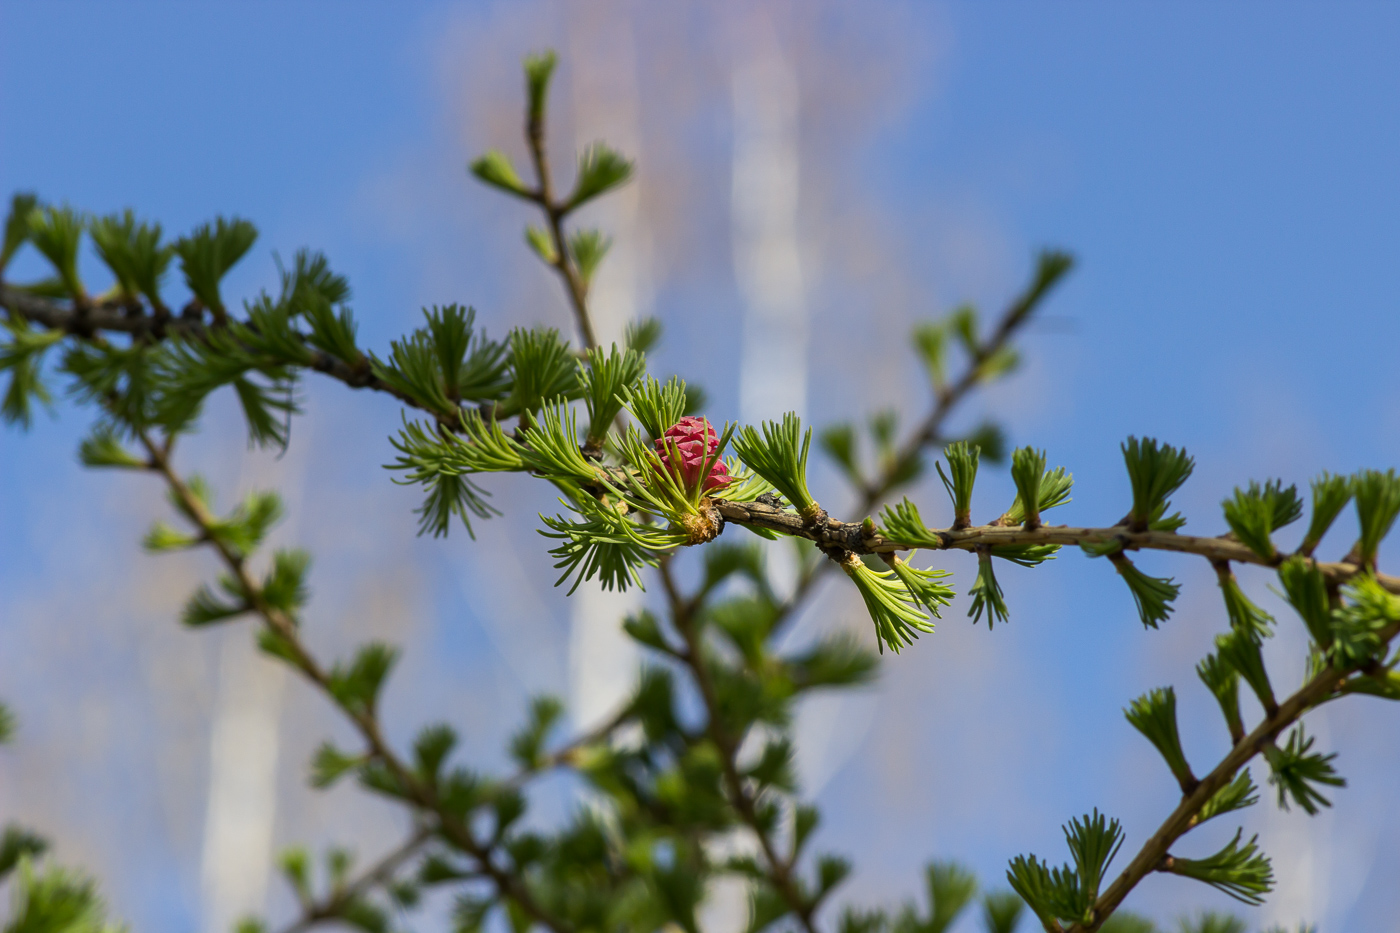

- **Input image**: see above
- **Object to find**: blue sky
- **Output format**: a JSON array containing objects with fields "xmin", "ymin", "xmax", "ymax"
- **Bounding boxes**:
[{"xmin": 2, "ymin": 3, "xmax": 1399, "ymax": 931}]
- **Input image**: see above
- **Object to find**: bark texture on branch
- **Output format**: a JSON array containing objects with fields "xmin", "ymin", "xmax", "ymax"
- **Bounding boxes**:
[{"xmin": 711, "ymin": 499, "xmax": 1400, "ymax": 593}]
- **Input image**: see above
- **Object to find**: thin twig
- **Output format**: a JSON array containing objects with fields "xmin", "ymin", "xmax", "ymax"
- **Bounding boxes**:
[
  {"xmin": 0, "ymin": 285, "xmax": 462, "ymax": 428},
  {"xmin": 706, "ymin": 505, "xmax": 1400, "ymax": 594},
  {"xmin": 763, "ymin": 275, "xmax": 1067, "ymax": 632},
  {"xmin": 659, "ymin": 557, "xmax": 821, "ymax": 933},
  {"xmin": 133, "ymin": 429, "xmax": 577, "ymax": 933},
  {"xmin": 275, "ymin": 825, "xmax": 433, "ymax": 933},
  {"xmin": 522, "ymin": 105, "xmax": 597, "ymax": 351},
  {"xmin": 1068, "ymin": 615, "xmax": 1400, "ymax": 931}
]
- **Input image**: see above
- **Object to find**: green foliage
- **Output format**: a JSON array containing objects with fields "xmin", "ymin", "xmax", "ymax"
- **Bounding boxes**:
[
  {"xmin": 879, "ymin": 498, "xmax": 943, "ymax": 550},
  {"xmin": 960, "ymin": 421, "xmax": 1007, "ymax": 466},
  {"xmin": 840, "ymin": 556, "xmax": 935, "ymax": 654},
  {"xmin": 885, "ymin": 555, "xmax": 955, "ymax": 619},
  {"xmin": 732, "ymin": 413, "xmax": 818, "ymax": 518},
  {"xmin": 174, "ymin": 216, "xmax": 257, "ymax": 316},
  {"xmin": 525, "ymin": 225, "xmax": 556, "ymax": 264},
  {"xmin": 470, "ymin": 151, "xmax": 530, "ymax": 198},
  {"xmin": 520, "ymin": 402, "xmax": 609, "ymax": 488},
  {"xmin": 567, "ymin": 144, "xmax": 634, "ymax": 211},
  {"xmin": 2, "ymin": 858, "xmax": 121, "ymax": 933},
  {"xmin": 509, "ymin": 696, "xmax": 565, "ymax": 770},
  {"xmin": 911, "ymin": 320, "xmax": 947, "ymax": 388},
  {"xmin": 277, "ymin": 247, "xmax": 351, "ymax": 309},
  {"xmin": 1122, "ymin": 437, "xmax": 1194, "ymax": 531},
  {"xmin": 1007, "ymin": 810, "xmax": 1124, "ymax": 927},
  {"xmin": 1217, "ymin": 572, "xmax": 1274, "ymax": 642},
  {"xmin": 1124, "ymin": 687, "xmax": 1195, "ymax": 791},
  {"xmin": 979, "ymin": 891, "xmax": 1023, "ymax": 933},
  {"xmin": 149, "ymin": 302, "xmax": 304, "ymax": 447},
  {"xmin": 1277, "ymin": 556, "xmax": 1331, "ymax": 648},
  {"xmin": 26, "ymin": 205, "xmax": 87, "ymax": 298},
  {"xmin": 76, "ymin": 425, "xmax": 146, "ymax": 469},
  {"xmin": 569, "ymin": 229, "xmax": 611, "ymax": 286},
  {"xmin": 1161, "ymin": 829, "xmax": 1273, "ymax": 906},
  {"xmin": 180, "ymin": 575, "xmax": 249, "ymax": 627},
  {"xmin": 1195, "ymin": 770, "xmax": 1259, "ymax": 826},
  {"xmin": 263, "ymin": 549, "xmax": 312, "ymax": 614},
  {"xmin": 1197, "ymin": 650, "xmax": 1244, "ymax": 742},
  {"xmin": 1, "ymin": 192, "xmax": 37, "ymax": 271},
  {"xmin": 540, "ymin": 498, "xmax": 684, "ymax": 594},
  {"xmin": 200, "ymin": 489, "xmax": 285, "ymax": 557},
  {"xmin": 622, "ymin": 374, "xmax": 688, "ymax": 441},
  {"xmin": 412, "ymin": 724, "xmax": 458, "ymax": 784},
  {"xmin": 935, "ymin": 441, "xmax": 979, "ymax": 528},
  {"xmin": 1098, "ymin": 912, "xmax": 1158, "ymax": 933},
  {"xmin": 7, "ymin": 51, "xmax": 1395, "ymax": 933},
  {"xmin": 62, "ymin": 342, "xmax": 157, "ymax": 429},
  {"xmin": 578, "ymin": 344, "xmax": 645, "ymax": 445},
  {"xmin": 278, "ymin": 846, "xmax": 313, "ymax": 906},
  {"xmin": 1014, "ymin": 250, "xmax": 1076, "ymax": 325},
  {"xmin": 1331, "ymin": 573, "xmax": 1400, "ymax": 667},
  {"xmin": 863, "ymin": 409, "xmax": 922, "ymax": 488},
  {"xmin": 1064, "ymin": 810, "xmax": 1124, "ymax": 916},
  {"xmin": 1008, "ymin": 447, "xmax": 1044, "ymax": 527},
  {"xmin": 1110, "ymin": 553, "xmax": 1180, "ymax": 629},
  {"xmin": 1263, "ymin": 725, "xmax": 1344, "ymax": 815},
  {"xmin": 625, "ymin": 317, "xmax": 663, "ymax": 354},
  {"xmin": 524, "ymin": 50, "xmax": 557, "ymax": 123},
  {"xmin": 90, "ymin": 209, "xmax": 174, "ymax": 306},
  {"xmin": 967, "ymin": 552, "xmax": 1008, "ymax": 628},
  {"xmin": 1222, "ymin": 480, "xmax": 1302, "ymax": 561},
  {"xmin": 988, "ymin": 543, "xmax": 1059, "ymax": 568},
  {"xmin": 1179, "ymin": 912, "xmax": 1247, "ymax": 933},
  {"xmin": 503, "ymin": 326, "xmax": 580, "ymax": 417},
  {"xmin": 386, "ymin": 413, "xmax": 526, "ymax": 538},
  {"xmin": 1003, "ymin": 451, "xmax": 1072, "ymax": 527},
  {"xmin": 1352, "ymin": 468, "xmax": 1400, "ymax": 568},
  {"xmin": 0, "ymin": 316, "xmax": 63, "ymax": 426},
  {"xmin": 1215, "ymin": 628, "xmax": 1276, "ymax": 714},
  {"xmin": 0, "ymin": 703, "xmax": 13, "ymax": 744},
  {"xmin": 1300, "ymin": 472, "xmax": 1352, "ymax": 555},
  {"xmin": 310, "ymin": 741, "xmax": 364, "ymax": 789},
  {"xmin": 0, "ymin": 827, "xmax": 48, "ymax": 880},
  {"xmin": 892, "ymin": 861, "xmax": 977, "ymax": 933},
  {"xmin": 371, "ymin": 305, "xmax": 510, "ymax": 416},
  {"xmin": 820, "ymin": 422, "xmax": 862, "ymax": 488},
  {"xmin": 327, "ymin": 642, "xmax": 400, "ymax": 717}
]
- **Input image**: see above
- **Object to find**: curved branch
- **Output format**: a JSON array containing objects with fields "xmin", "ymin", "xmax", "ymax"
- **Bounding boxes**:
[
  {"xmin": 275, "ymin": 825, "xmax": 433, "ymax": 933},
  {"xmin": 0, "ymin": 283, "xmax": 454, "ymax": 423},
  {"xmin": 1069, "ymin": 615, "xmax": 1400, "ymax": 931},
  {"xmin": 658, "ymin": 557, "xmax": 821, "ymax": 933},
  {"xmin": 709, "ymin": 503, "xmax": 1400, "ymax": 593},
  {"xmin": 134, "ymin": 430, "xmax": 576, "ymax": 933}
]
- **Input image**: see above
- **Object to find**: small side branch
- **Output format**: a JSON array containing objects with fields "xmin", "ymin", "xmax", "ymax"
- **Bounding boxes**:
[
  {"xmin": 275, "ymin": 825, "xmax": 433, "ymax": 933},
  {"xmin": 1068, "ymin": 616, "xmax": 1400, "ymax": 930}
]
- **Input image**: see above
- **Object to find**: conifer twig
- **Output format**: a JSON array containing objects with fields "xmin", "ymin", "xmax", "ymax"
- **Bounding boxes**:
[
  {"xmin": 658, "ymin": 556, "xmax": 822, "ymax": 933},
  {"xmin": 520, "ymin": 97, "xmax": 597, "ymax": 352},
  {"xmin": 274, "ymin": 825, "xmax": 433, "ymax": 933},
  {"xmin": 1068, "ymin": 614, "xmax": 1400, "ymax": 931},
  {"xmin": 132, "ymin": 428, "xmax": 577, "ymax": 933}
]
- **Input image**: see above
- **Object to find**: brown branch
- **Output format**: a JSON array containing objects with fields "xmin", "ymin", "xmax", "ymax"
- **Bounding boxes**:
[
  {"xmin": 658, "ymin": 557, "xmax": 821, "ymax": 933},
  {"xmin": 275, "ymin": 825, "xmax": 433, "ymax": 933},
  {"xmin": 0, "ymin": 283, "xmax": 465, "ymax": 426},
  {"xmin": 709, "ymin": 501, "xmax": 1400, "ymax": 594},
  {"xmin": 522, "ymin": 101, "xmax": 597, "ymax": 351},
  {"xmin": 768, "ymin": 261, "xmax": 1066, "ymax": 629},
  {"xmin": 133, "ymin": 429, "xmax": 576, "ymax": 933},
  {"xmin": 1068, "ymin": 615, "xmax": 1400, "ymax": 931}
]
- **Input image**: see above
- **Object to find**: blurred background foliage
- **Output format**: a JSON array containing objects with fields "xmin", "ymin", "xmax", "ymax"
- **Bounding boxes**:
[{"xmin": 2, "ymin": 2, "xmax": 1400, "ymax": 932}]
